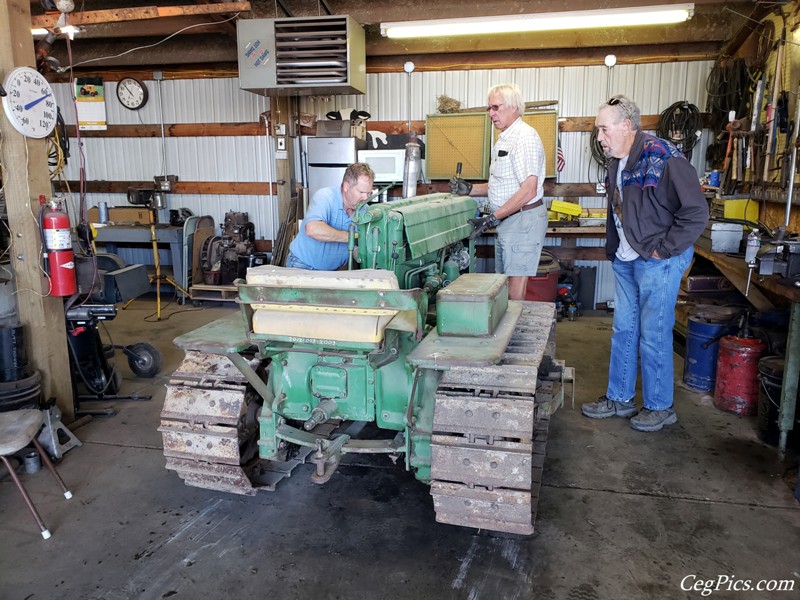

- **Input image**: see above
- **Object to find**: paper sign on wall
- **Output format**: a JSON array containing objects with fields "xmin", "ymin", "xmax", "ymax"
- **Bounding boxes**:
[{"xmin": 75, "ymin": 78, "xmax": 107, "ymax": 130}]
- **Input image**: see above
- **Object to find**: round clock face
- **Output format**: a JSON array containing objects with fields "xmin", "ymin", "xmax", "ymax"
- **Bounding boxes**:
[
  {"xmin": 116, "ymin": 77, "xmax": 149, "ymax": 110},
  {"xmin": 1, "ymin": 67, "xmax": 58, "ymax": 139}
]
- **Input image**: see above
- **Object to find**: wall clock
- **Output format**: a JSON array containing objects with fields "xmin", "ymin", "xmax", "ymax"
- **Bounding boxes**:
[
  {"xmin": 116, "ymin": 77, "xmax": 149, "ymax": 110},
  {"xmin": 1, "ymin": 67, "xmax": 58, "ymax": 138}
]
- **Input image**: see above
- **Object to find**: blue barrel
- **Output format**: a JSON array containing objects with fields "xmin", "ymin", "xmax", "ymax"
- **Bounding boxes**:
[{"xmin": 683, "ymin": 316, "xmax": 736, "ymax": 392}]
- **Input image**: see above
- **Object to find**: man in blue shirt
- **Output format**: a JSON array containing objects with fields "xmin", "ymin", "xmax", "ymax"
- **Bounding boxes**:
[{"xmin": 286, "ymin": 163, "xmax": 375, "ymax": 270}]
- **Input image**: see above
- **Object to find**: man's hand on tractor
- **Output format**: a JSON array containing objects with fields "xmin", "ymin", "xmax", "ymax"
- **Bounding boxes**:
[
  {"xmin": 449, "ymin": 176, "xmax": 473, "ymax": 196},
  {"xmin": 468, "ymin": 213, "xmax": 500, "ymax": 239}
]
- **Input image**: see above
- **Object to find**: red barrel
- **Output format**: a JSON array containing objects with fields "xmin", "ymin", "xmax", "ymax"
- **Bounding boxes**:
[{"xmin": 713, "ymin": 336, "xmax": 767, "ymax": 415}]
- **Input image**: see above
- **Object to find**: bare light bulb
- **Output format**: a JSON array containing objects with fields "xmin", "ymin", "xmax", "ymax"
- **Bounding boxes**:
[{"xmin": 604, "ymin": 54, "xmax": 617, "ymax": 68}]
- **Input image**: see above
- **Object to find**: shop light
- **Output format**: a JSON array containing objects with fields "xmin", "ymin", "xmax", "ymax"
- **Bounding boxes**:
[
  {"xmin": 380, "ymin": 4, "xmax": 694, "ymax": 38},
  {"xmin": 32, "ymin": 25, "xmax": 83, "ymax": 39}
]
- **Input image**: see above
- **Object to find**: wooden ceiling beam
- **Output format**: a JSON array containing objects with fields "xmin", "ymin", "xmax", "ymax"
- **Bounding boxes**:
[
  {"xmin": 367, "ymin": 42, "xmax": 723, "ymax": 73},
  {"xmin": 65, "ymin": 16, "xmax": 231, "ymax": 38},
  {"xmin": 272, "ymin": 0, "xmax": 749, "ymax": 25},
  {"xmin": 720, "ymin": 2, "xmax": 775, "ymax": 58},
  {"xmin": 195, "ymin": 0, "xmax": 239, "ymax": 38},
  {"xmin": 31, "ymin": 1, "xmax": 250, "ymax": 28}
]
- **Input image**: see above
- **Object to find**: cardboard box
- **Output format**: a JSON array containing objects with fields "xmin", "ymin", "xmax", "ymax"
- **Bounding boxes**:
[
  {"xmin": 351, "ymin": 124, "xmax": 366, "ymax": 140},
  {"xmin": 88, "ymin": 206, "xmax": 151, "ymax": 224},
  {"xmin": 316, "ymin": 120, "xmax": 351, "ymax": 137}
]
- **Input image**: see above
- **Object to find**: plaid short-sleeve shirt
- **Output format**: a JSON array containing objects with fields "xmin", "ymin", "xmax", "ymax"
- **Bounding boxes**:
[{"xmin": 488, "ymin": 117, "xmax": 546, "ymax": 212}]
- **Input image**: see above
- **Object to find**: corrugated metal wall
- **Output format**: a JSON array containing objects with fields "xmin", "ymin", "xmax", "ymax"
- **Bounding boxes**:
[{"xmin": 53, "ymin": 60, "xmax": 713, "ymax": 303}]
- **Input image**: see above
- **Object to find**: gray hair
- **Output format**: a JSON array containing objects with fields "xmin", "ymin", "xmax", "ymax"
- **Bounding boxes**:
[
  {"xmin": 600, "ymin": 94, "xmax": 641, "ymax": 130},
  {"xmin": 488, "ymin": 83, "xmax": 524, "ymax": 115},
  {"xmin": 343, "ymin": 162, "xmax": 375, "ymax": 186}
]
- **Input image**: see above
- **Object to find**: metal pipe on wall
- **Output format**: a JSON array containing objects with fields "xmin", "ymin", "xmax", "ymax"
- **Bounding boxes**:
[{"xmin": 262, "ymin": 109, "xmax": 278, "ymax": 243}]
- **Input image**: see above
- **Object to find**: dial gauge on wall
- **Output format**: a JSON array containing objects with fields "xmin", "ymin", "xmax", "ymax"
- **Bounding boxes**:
[
  {"xmin": 116, "ymin": 77, "xmax": 149, "ymax": 110},
  {"xmin": 1, "ymin": 67, "xmax": 58, "ymax": 138}
]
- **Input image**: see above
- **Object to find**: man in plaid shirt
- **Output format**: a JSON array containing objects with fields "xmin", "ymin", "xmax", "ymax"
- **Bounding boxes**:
[{"xmin": 450, "ymin": 83, "xmax": 548, "ymax": 300}]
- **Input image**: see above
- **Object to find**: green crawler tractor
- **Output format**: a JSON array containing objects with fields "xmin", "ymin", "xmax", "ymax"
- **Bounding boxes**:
[{"xmin": 159, "ymin": 193, "xmax": 569, "ymax": 534}]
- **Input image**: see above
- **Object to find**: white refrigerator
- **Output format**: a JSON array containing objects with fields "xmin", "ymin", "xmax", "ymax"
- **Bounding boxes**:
[{"xmin": 306, "ymin": 137, "xmax": 367, "ymax": 201}]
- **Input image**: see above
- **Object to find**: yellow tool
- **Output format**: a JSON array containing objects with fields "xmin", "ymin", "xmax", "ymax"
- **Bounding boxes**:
[{"xmin": 549, "ymin": 200, "xmax": 582, "ymax": 217}]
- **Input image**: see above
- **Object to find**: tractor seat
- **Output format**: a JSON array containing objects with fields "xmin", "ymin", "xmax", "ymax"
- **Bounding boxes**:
[{"xmin": 246, "ymin": 266, "xmax": 402, "ymax": 344}]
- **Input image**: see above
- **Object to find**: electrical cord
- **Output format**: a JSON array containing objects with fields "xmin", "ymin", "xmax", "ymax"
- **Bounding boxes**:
[
  {"xmin": 589, "ymin": 127, "xmax": 607, "ymax": 168},
  {"xmin": 705, "ymin": 58, "xmax": 751, "ymax": 133},
  {"xmin": 656, "ymin": 101, "xmax": 703, "ymax": 159},
  {"xmin": 62, "ymin": 292, "xmax": 117, "ymax": 396},
  {"xmin": 57, "ymin": 13, "xmax": 242, "ymax": 71},
  {"xmin": 47, "ymin": 107, "xmax": 69, "ymax": 177}
]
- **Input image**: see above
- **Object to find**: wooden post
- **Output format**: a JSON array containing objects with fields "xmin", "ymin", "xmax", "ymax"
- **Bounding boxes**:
[
  {"xmin": 271, "ymin": 96, "xmax": 293, "ymax": 226},
  {"xmin": 1, "ymin": 0, "xmax": 75, "ymax": 420}
]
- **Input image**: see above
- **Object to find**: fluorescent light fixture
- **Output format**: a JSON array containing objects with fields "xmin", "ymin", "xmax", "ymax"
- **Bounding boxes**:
[
  {"xmin": 380, "ymin": 4, "xmax": 694, "ymax": 38},
  {"xmin": 32, "ymin": 25, "xmax": 83, "ymax": 39}
]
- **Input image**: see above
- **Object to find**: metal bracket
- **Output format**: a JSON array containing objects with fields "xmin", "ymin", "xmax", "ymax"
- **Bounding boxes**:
[{"xmin": 310, "ymin": 434, "xmax": 350, "ymax": 484}]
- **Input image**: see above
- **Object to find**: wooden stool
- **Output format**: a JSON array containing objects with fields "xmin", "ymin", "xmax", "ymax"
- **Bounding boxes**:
[{"xmin": 0, "ymin": 409, "xmax": 73, "ymax": 539}]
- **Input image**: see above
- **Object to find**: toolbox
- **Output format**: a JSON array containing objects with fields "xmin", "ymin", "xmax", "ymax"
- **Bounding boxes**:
[{"xmin": 436, "ymin": 274, "xmax": 509, "ymax": 337}]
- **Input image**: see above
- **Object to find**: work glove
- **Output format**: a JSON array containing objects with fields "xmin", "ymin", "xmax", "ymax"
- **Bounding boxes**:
[
  {"xmin": 468, "ymin": 213, "xmax": 500, "ymax": 240},
  {"xmin": 449, "ymin": 176, "xmax": 473, "ymax": 196}
]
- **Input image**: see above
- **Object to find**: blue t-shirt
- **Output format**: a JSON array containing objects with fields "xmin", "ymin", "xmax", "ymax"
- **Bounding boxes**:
[{"xmin": 288, "ymin": 186, "xmax": 351, "ymax": 270}]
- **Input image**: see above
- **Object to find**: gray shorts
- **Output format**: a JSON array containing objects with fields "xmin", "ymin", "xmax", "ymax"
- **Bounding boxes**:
[{"xmin": 495, "ymin": 208, "xmax": 548, "ymax": 276}]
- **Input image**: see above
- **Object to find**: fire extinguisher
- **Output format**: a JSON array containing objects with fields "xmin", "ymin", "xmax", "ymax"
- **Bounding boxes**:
[{"xmin": 41, "ymin": 201, "xmax": 77, "ymax": 296}]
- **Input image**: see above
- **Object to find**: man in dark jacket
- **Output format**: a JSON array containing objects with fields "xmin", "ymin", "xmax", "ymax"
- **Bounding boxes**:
[{"xmin": 581, "ymin": 94, "xmax": 709, "ymax": 432}]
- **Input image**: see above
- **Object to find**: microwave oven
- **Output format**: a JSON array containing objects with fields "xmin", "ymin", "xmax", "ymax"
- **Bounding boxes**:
[{"xmin": 357, "ymin": 149, "xmax": 406, "ymax": 183}]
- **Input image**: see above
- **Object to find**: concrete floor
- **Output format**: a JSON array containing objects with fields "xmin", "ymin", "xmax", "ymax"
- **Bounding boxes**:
[{"xmin": 1, "ymin": 298, "xmax": 799, "ymax": 600}]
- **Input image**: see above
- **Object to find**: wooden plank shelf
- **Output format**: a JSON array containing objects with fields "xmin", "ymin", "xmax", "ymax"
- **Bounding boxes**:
[{"xmin": 189, "ymin": 284, "xmax": 239, "ymax": 303}]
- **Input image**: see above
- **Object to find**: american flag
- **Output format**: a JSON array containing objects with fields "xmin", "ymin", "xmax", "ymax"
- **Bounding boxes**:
[{"xmin": 556, "ymin": 137, "xmax": 565, "ymax": 173}]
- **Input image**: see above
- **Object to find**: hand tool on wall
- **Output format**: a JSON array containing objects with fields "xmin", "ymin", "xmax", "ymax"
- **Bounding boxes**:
[{"xmin": 763, "ymin": 27, "xmax": 786, "ymax": 182}]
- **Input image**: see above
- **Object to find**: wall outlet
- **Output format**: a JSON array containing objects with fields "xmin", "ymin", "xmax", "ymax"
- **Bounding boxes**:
[
  {"xmin": 274, "ymin": 123, "xmax": 286, "ymax": 136},
  {"xmin": 595, "ymin": 183, "xmax": 606, "ymax": 194},
  {"xmin": 277, "ymin": 137, "xmax": 286, "ymax": 150}
]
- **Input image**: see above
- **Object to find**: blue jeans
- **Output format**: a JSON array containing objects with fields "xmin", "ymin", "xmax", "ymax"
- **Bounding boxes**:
[
  {"xmin": 606, "ymin": 247, "xmax": 693, "ymax": 411},
  {"xmin": 285, "ymin": 251, "xmax": 314, "ymax": 270}
]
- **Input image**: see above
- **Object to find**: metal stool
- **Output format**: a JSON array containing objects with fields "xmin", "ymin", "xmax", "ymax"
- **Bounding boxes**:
[{"xmin": 0, "ymin": 409, "xmax": 73, "ymax": 539}]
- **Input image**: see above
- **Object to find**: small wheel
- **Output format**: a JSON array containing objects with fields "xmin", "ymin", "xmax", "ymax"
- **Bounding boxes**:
[
  {"xmin": 127, "ymin": 343, "xmax": 162, "ymax": 378},
  {"xmin": 111, "ymin": 365, "xmax": 123, "ymax": 393}
]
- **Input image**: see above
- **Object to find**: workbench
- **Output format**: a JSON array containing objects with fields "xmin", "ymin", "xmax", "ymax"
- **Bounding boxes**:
[
  {"xmin": 694, "ymin": 238, "xmax": 800, "ymax": 453},
  {"xmin": 93, "ymin": 224, "xmax": 187, "ymax": 301},
  {"xmin": 476, "ymin": 225, "xmax": 608, "ymax": 264}
]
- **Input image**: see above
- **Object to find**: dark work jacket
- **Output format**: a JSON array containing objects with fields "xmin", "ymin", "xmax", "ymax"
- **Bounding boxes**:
[{"xmin": 605, "ymin": 130, "xmax": 709, "ymax": 260}]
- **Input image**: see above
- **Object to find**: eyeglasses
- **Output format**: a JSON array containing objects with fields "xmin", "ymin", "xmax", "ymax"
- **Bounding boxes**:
[
  {"xmin": 606, "ymin": 96, "xmax": 636, "ymax": 123},
  {"xmin": 486, "ymin": 103, "xmax": 504, "ymax": 112}
]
